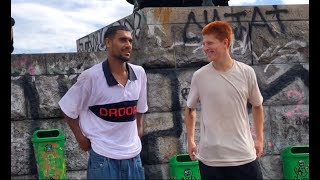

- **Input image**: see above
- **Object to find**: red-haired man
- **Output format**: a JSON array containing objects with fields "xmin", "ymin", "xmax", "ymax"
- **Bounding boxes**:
[{"xmin": 185, "ymin": 21, "xmax": 264, "ymax": 180}]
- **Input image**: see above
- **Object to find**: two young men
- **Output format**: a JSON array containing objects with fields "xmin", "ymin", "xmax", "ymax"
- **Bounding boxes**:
[{"xmin": 60, "ymin": 21, "xmax": 264, "ymax": 179}]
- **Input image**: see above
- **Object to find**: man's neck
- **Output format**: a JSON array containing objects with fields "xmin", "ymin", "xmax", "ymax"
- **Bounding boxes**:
[
  {"xmin": 108, "ymin": 57, "xmax": 127, "ymax": 75},
  {"xmin": 107, "ymin": 57, "xmax": 129, "ymax": 86},
  {"xmin": 212, "ymin": 55, "xmax": 234, "ymax": 72}
]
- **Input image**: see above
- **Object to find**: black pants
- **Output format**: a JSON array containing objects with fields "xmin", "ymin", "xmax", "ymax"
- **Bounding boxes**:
[{"xmin": 199, "ymin": 159, "xmax": 263, "ymax": 180}]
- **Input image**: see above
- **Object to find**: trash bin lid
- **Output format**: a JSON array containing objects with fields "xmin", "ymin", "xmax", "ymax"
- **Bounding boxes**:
[
  {"xmin": 280, "ymin": 145, "xmax": 309, "ymax": 158},
  {"xmin": 31, "ymin": 129, "xmax": 65, "ymax": 143},
  {"xmin": 169, "ymin": 154, "xmax": 199, "ymax": 166}
]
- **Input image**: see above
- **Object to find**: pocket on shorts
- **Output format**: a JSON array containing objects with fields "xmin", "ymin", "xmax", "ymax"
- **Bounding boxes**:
[
  {"xmin": 135, "ymin": 155, "xmax": 145, "ymax": 179},
  {"xmin": 89, "ymin": 150, "xmax": 107, "ymax": 170}
]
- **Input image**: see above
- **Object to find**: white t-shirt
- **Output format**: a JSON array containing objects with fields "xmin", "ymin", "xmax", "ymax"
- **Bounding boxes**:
[
  {"xmin": 59, "ymin": 60, "xmax": 148, "ymax": 159},
  {"xmin": 187, "ymin": 60, "xmax": 263, "ymax": 166}
]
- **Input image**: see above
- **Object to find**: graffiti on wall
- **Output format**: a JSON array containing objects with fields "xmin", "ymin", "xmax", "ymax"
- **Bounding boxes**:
[
  {"xmin": 77, "ymin": 5, "xmax": 293, "ymax": 55},
  {"xmin": 183, "ymin": 6, "xmax": 289, "ymax": 54},
  {"xmin": 283, "ymin": 89, "xmax": 308, "ymax": 118},
  {"xmin": 11, "ymin": 5, "xmax": 308, "ymax": 175},
  {"xmin": 11, "ymin": 56, "xmax": 37, "ymax": 76},
  {"xmin": 76, "ymin": 5, "xmax": 308, "ymax": 161}
]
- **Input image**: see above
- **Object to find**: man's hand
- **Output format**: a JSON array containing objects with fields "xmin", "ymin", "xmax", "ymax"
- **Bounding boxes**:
[
  {"xmin": 255, "ymin": 139, "xmax": 263, "ymax": 158},
  {"xmin": 188, "ymin": 141, "xmax": 197, "ymax": 160},
  {"xmin": 185, "ymin": 106, "xmax": 197, "ymax": 160},
  {"xmin": 77, "ymin": 135, "xmax": 91, "ymax": 151},
  {"xmin": 252, "ymin": 104, "xmax": 264, "ymax": 158},
  {"xmin": 63, "ymin": 113, "xmax": 91, "ymax": 152}
]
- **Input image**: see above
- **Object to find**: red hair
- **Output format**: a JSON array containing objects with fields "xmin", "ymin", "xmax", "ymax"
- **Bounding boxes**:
[{"xmin": 201, "ymin": 21, "xmax": 233, "ymax": 47}]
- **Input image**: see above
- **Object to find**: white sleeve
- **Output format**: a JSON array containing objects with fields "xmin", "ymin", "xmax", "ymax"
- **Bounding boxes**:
[
  {"xmin": 58, "ymin": 71, "xmax": 92, "ymax": 119},
  {"xmin": 186, "ymin": 73, "xmax": 199, "ymax": 109},
  {"xmin": 248, "ymin": 68, "xmax": 263, "ymax": 106},
  {"xmin": 137, "ymin": 68, "xmax": 148, "ymax": 113}
]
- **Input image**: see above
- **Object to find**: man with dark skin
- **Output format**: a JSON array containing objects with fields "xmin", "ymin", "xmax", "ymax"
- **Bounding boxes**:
[{"xmin": 59, "ymin": 25, "xmax": 148, "ymax": 179}]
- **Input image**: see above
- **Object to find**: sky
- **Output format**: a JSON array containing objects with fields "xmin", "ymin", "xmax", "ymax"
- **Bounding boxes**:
[{"xmin": 11, "ymin": 0, "xmax": 309, "ymax": 54}]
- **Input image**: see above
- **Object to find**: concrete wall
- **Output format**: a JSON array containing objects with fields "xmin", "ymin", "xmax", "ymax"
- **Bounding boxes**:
[{"xmin": 11, "ymin": 4, "xmax": 309, "ymax": 179}]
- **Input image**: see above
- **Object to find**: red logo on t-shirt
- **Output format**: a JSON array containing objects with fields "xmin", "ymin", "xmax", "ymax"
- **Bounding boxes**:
[
  {"xmin": 99, "ymin": 106, "xmax": 137, "ymax": 117},
  {"xmin": 89, "ymin": 100, "xmax": 138, "ymax": 122}
]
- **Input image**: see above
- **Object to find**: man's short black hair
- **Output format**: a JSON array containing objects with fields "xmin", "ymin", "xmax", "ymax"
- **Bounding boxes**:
[{"xmin": 104, "ymin": 25, "xmax": 130, "ymax": 40}]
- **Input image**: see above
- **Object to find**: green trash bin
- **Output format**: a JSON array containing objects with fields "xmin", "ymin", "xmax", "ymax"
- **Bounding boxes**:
[
  {"xmin": 169, "ymin": 154, "xmax": 201, "ymax": 180},
  {"xmin": 280, "ymin": 145, "xmax": 309, "ymax": 180},
  {"xmin": 31, "ymin": 128, "xmax": 67, "ymax": 180}
]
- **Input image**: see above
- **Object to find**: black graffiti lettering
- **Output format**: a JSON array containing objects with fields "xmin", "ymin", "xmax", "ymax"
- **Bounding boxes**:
[
  {"xmin": 224, "ymin": 11, "xmax": 247, "ymax": 40},
  {"xmin": 265, "ymin": 5, "xmax": 288, "ymax": 33},
  {"xmin": 261, "ymin": 65, "xmax": 309, "ymax": 101},
  {"xmin": 133, "ymin": 12, "xmax": 142, "ymax": 39},
  {"xmin": 183, "ymin": 9, "xmax": 222, "ymax": 44},
  {"xmin": 183, "ymin": 11, "xmax": 203, "ymax": 43},
  {"xmin": 204, "ymin": 9, "xmax": 221, "ymax": 23},
  {"xmin": 181, "ymin": 88, "xmax": 190, "ymax": 101},
  {"xmin": 78, "ymin": 6, "xmax": 292, "ymax": 52},
  {"xmin": 212, "ymin": 9, "xmax": 221, "ymax": 21},
  {"xmin": 204, "ymin": 10, "xmax": 209, "ymax": 24},
  {"xmin": 250, "ymin": 7, "xmax": 275, "ymax": 37},
  {"xmin": 89, "ymin": 32, "xmax": 101, "ymax": 52}
]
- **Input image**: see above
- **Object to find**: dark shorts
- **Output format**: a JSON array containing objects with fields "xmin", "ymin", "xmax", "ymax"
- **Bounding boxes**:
[{"xmin": 199, "ymin": 159, "xmax": 263, "ymax": 180}]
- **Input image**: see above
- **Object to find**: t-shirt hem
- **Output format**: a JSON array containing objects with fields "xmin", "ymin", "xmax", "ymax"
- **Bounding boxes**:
[
  {"xmin": 92, "ymin": 146, "xmax": 142, "ymax": 160},
  {"xmin": 196, "ymin": 154, "xmax": 256, "ymax": 167}
]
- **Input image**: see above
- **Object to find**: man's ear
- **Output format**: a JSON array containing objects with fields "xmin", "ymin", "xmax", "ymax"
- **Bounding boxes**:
[
  {"xmin": 105, "ymin": 38, "xmax": 111, "ymax": 48},
  {"xmin": 223, "ymin": 38, "xmax": 229, "ymax": 47}
]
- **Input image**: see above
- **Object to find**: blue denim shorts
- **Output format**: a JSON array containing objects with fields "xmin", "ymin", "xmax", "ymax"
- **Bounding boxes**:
[{"xmin": 87, "ymin": 149, "xmax": 145, "ymax": 180}]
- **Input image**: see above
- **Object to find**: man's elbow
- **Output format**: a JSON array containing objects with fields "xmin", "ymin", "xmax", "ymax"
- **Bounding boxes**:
[
  {"xmin": 254, "ymin": 104, "xmax": 263, "ymax": 109},
  {"xmin": 186, "ymin": 104, "xmax": 195, "ymax": 109},
  {"xmin": 252, "ymin": 104, "xmax": 264, "ymax": 114},
  {"xmin": 185, "ymin": 106, "xmax": 196, "ymax": 116},
  {"xmin": 185, "ymin": 106, "xmax": 193, "ymax": 113},
  {"xmin": 62, "ymin": 112, "xmax": 77, "ymax": 121}
]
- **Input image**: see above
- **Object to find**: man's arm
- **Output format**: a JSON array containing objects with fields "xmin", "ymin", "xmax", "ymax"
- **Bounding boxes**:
[
  {"xmin": 185, "ymin": 106, "xmax": 197, "ymax": 160},
  {"xmin": 136, "ymin": 112, "xmax": 144, "ymax": 139},
  {"xmin": 63, "ymin": 113, "xmax": 91, "ymax": 151},
  {"xmin": 252, "ymin": 104, "xmax": 264, "ymax": 158}
]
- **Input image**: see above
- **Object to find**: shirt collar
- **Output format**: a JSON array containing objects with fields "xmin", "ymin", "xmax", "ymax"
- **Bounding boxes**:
[{"xmin": 102, "ymin": 59, "xmax": 137, "ymax": 86}]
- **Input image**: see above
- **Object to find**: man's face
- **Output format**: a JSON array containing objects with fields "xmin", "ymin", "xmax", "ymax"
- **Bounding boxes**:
[
  {"xmin": 107, "ymin": 30, "xmax": 133, "ymax": 62},
  {"xmin": 202, "ymin": 34, "xmax": 228, "ymax": 62}
]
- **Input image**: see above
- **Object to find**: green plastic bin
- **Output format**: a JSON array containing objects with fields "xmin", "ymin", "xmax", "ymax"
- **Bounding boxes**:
[
  {"xmin": 31, "ymin": 129, "xmax": 67, "ymax": 180},
  {"xmin": 169, "ymin": 154, "xmax": 201, "ymax": 180},
  {"xmin": 280, "ymin": 145, "xmax": 309, "ymax": 180}
]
